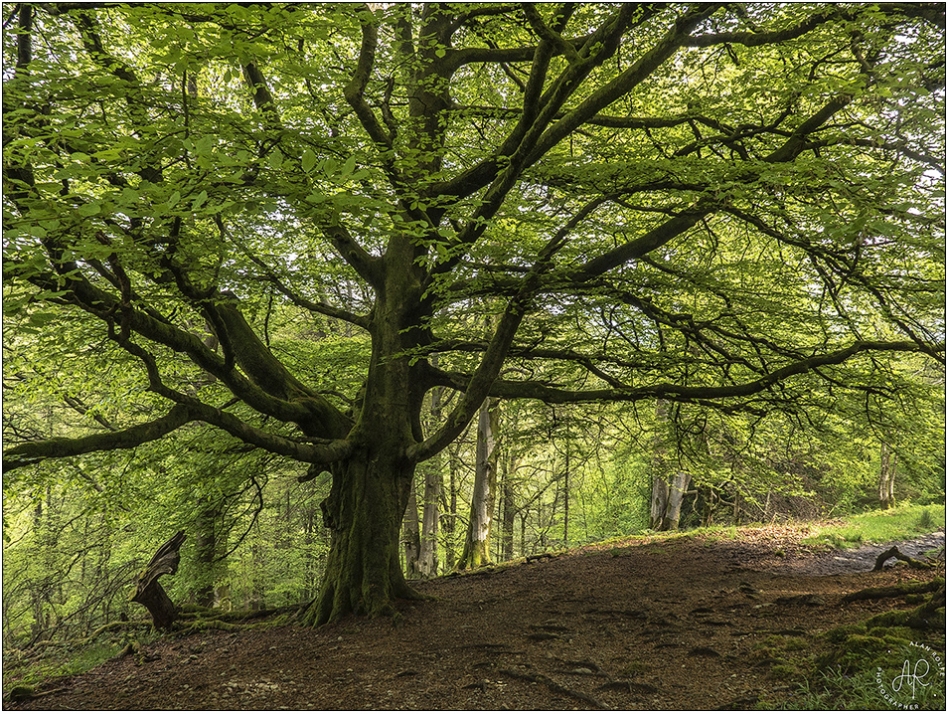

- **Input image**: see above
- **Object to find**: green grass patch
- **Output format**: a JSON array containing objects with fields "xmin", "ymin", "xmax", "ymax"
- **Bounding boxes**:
[
  {"xmin": 3, "ymin": 641, "xmax": 122, "ymax": 698},
  {"xmin": 757, "ymin": 580, "xmax": 945, "ymax": 710},
  {"xmin": 803, "ymin": 504, "xmax": 945, "ymax": 550},
  {"xmin": 772, "ymin": 639, "xmax": 947, "ymax": 711},
  {"xmin": 580, "ymin": 505, "xmax": 943, "ymax": 560},
  {"xmin": 2, "ymin": 626, "xmax": 162, "ymax": 701}
]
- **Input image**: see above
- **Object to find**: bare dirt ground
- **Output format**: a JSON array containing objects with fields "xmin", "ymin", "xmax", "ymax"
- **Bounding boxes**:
[{"xmin": 7, "ymin": 525, "xmax": 945, "ymax": 711}]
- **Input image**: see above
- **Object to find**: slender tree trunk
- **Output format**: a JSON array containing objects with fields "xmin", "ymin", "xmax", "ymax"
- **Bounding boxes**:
[
  {"xmin": 650, "ymin": 400, "xmax": 691, "ymax": 531},
  {"xmin": 194, "ymin": 498, "xmax": 219, "ymax": 608},
  {"xmin": 30, "ymin": 495, "xmax": 46, "ymax": 640},
  {"xmin": 500, "ymin": 456, "xmax": 516, "ymax": 562},
  {"xmin": 879, "ymin": 442, "xmax": 897, "ymax": 509},
  {"xmin": 457, "ymin": 398, "xmax": 499, "ymax": 569},
  {"xmin": 402, "ymin": 477, "xmax": 422, "ymax": 577},
  {"xmin": 563, "ymin": 445, "xmax": 570, "ymax": 547},
  {"xmin": 302, "ymin": 492, "xmax": 318, "ymax": 603},
  {"xmin": 441, "ymin": 440, "xmax": 462, "ymax": 570},
  {"xmin": 650, "ymin": 471, "xmax": 692, "ymax": 531},
  {"xmin": 417, "ymin": 460, "xmax": 441, "ymax": 578},
  {"xmin": 416, "ymin": 385, "xmax": 442, "ymax": 578}
]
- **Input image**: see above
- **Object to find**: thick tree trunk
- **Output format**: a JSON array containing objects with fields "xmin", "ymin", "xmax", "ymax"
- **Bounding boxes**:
[
  {"xmin": 296, "ymin": 234, "xmax": 434, "ymax": 624},
  {"xmin": 879, "ymin": 442, "xmax": 897, "ymax": 509},
  {"xmin": 650, "ymin": 472, "xmax": 692, "ymax": 531},
  {"xmin": 301, "ymin": 451, "xmax": 422, "ymax": 626},
  {"xmin": 457, "ymin": 398, "xmax": 499, "ymax": 569}
]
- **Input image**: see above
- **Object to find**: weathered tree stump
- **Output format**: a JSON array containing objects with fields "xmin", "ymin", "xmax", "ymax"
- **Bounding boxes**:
[{"xmin": 131, "ymin": 530, "xmax": 186, "ymax": 631}]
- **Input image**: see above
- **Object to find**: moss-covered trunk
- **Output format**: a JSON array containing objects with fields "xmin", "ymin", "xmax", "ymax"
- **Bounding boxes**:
[
  {"xmin": 298, "ymin": 228, "xmax": 435, "ymax": 625},
  {"xmin": 301, "ymin": 449, "xmax": 420, "ymax": 625}
]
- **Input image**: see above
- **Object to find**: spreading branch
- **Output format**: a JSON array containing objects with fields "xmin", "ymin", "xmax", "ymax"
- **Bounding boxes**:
[
  {"xmin": 428, "ymin": 340, "xmax": 933, "ymax": 407},
  {"xmin": 2, "ymin": 405, "xmax": 194, "ymax": 474}
]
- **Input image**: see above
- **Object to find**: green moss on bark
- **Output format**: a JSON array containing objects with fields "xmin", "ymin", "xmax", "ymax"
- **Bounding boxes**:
[{"xmin": 300, "ymin": 452, "xmax": 423, "ymax": 626}]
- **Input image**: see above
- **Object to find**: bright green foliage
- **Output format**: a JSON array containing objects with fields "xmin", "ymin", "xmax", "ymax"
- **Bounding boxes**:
[{"xmin": 3, "ymin": 3, "xmax": 944, "ymax": 626}]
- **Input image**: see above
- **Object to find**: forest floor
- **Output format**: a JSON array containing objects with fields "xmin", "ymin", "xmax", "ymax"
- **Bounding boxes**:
[{"xmin": 5, "ymin": 524, "xmax": 945, "ymax": 711}]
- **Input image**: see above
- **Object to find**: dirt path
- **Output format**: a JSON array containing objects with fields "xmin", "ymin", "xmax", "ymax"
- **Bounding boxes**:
[{"xmin": 7, "ymin": 526, "xmax": 945, "ymax": 710}]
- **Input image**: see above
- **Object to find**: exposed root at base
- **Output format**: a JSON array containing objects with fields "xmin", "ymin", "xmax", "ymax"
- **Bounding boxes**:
[
  {"xmin": 841, "ymin": 577, "xmax": 944, "ymax": 602},
  {"xmin": 499, "ymin": 667, "xmax": 606, "ymax": 709},
  {"xmin": 872, "ymin": 546, "xmax": 933, "ymax": 571}
]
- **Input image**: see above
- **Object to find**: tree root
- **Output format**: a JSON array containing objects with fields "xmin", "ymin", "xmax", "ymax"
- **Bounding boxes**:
[
  {"xmin": 175, "ymin": 618, "xmax": 259, "ymax": 634},
  {"xmin": 561, "ymin": 658, "xmax": 609, "ymax": 677},
  {"xmin": 5, "ymin": 685, "xmax": 69, "ymax": 703},
  {"xmin": 842, "ymin": 577, "xmax": 944, "ymax": 602},
  {"xmin": 499, "ymin": 668, "xmax": 606, "ymax": 709},
  {"xmin": 865, "ymin": 584, "xmax": 946, "ymax": 631},
  {"xmin": 598, "ymin": 680, "xmax": 659, "ymax": 695},
  {"xmin": 82, "ymin": 620, "xmax": 151, "ymax": 645},
  {"xmin": 177, "ymin": 603, "xmax": 300, "ymax": 622},
  {"xmin": 872, "ymin": 546, "xmax": 933, "ymax": 571},
  {"xmin": 116, "ymin": 641, "xmax": 136, "ymax": 658},
  {"xmin": 838, "ymin": 577, "xmax": 945, "ymax": 632}
]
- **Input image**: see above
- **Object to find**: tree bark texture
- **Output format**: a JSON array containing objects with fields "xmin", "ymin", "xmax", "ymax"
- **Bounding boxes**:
[
  {"xmin": 417, "ymin": 460, "xmax": 441, "ymax": 578},
  {"xmin": 415, "ymin": 385, "xmax": 443, "ymax": 578},
  {"xmin": 131, "ymin": 530, "xmax": 186, "ymax": 631},
  {"xmin": 301, "ymin": 451, "xmax": 420, "ymax": 625},
  {"xmin": 441, "ymin": 443, "xmax": 462, "ymax": 570}
]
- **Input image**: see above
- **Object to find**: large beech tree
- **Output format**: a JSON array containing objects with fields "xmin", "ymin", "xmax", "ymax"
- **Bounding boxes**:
[{"xmin": 3, "ymin": 3, "xmax": 944, "ymax": 624}]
